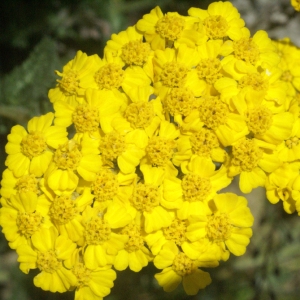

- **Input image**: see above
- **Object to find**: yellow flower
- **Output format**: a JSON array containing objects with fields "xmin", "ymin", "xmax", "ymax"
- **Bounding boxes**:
[
  {"xmin": 265, "ymin": 163, "xmax": 300, "ymax": 214},
  {"xmin": 164, "ymin": 156, "xmax": 231, "ymax": 219},
  {"xmin": 141, "ymin": 120, "xmax": 179, "ymax": 177},
  {"xmin": 277, "ymin": 118, "xmax": 300, "ymax": 162},
  {"xmin": 280, "ymin": 61, "xmax": 300, "ymax": 97},
  {"xmin": 112, "ymin": 95, "xmax": 163, "ymax": 138},
  {"xmin": 16, "ymin": 226, "xmax": 77, "ymax": 292},
  {"xmin": 251, "ymin": 70, "xmax": 287, "ymax": 106},
  {"xmin": 0, "ymin": 168, "xmax": 40, "ymax": 199},
  {"xmin": 128, "ymin": 164, "xmax": 173, "ymax": 233},
  {"xmin": 48, "ymin": 188, "xmax": 94, "ymax": 244},
  {"xmin": 245, "ymin": 106, "xmax": 294, "ymax": 145},
  {"xmin": 73, "ymin": 262, "xmax": 116, "ymax": 300},
  {"xmin": 228, "ymin": 138, "xmax": 281, "ymax": 193},
  {"xmin": 291, "ymin": 0, "xmax": 300, "ymax": 11},
  {"xmin": 110, "ymin": 84, "xmax": 164, "ymax": 136},
  {"xmin": 187, "ymin": 193, "xmax": 254, "ymax": 257},
  {"xmin": 196, "ymin": 95, "xmax": 249, "ymax": 146},
  {"xmin": 145, "ymin": 217, "xmax": 188, "ymax": 255},
  {"xmin": 81, "ymin": 53, "xmax": 151, "ymax": 101},
  {"xmin": 145, "ymin": 213, "xmax": 222, "ymax": 263},
  {"xmin": 188, "ymin": 1, "xmax": 247, "ymax": 41},
  {"xmin": 54, "ymin": 88, "xmax": 124, "ymax": 136},
  {"xmin": 5, "ymin": 112, "xmax": 68, "ymax": 177},
  {"xmin": 164, "ymin": 87, "xmax": 202, "ymax": 128},
  {"xmin": 0, "ymin": 192, "xmax": 52, "ymax": 249},
  {"xmin": 98, "ymin": 128, "xmax": 147, "ymax": 174},
  {"xmin": 136, "ymin": 7, "xmax": 200, "ymax": 50},
  {"xmin": 222, "ymin": 30, "xmax": 280, "ymax": 72},
  {"xmin": 110, "ymin": 85, "xmax": 165, "ymax": 139},
  {"xmin": 272, "ymin": 39, "xmax": 300, "ymax": 100},
  {"xmin": 273, "ymin": 38, "xmax": 300, "ymax": 64},
  {"xmin": 90, "ymin": 168, "xmax": 119, "ymax": 210},
  {"xmin": 195, "ymin": 39, "xmax": 228, "ymax": 95},
  {"xmin": 90, "ymin": 168, "xmax": 137, "ymax": 214},
  {"xmin": 104, "ymin": 26, "xmax": 154, "ymax": 79},
  {"xmin": 48, "ymin": 51, "xmax": 99, "ymax": 104},
  {"xmin": 154, "ymin": 241, "xmax": 212, "ymax": 295},
  {"xmin": 222, "ymin": 58, "xmax": 286, "ymax": 118},
  {"xmin": 82, "ymin": 203, "xmax": 132, "ymax": 269},
  {"xmin": 114, "ymin": 222, "xmax": 153, "ymax": 272},
  {"xmin": 274, "ymin": 39, "xmax": 300, "ymax": 96},
  {"xmin": 4, "ymin": 2, "xmax": 300, "ymax": 298},
  {"xmin": 45, "ymin": 134, "xmax": 102, "ymax": 195},
  {"xmin": 173, "ymin": 129, "xmax": 228, "ymax": 168},
  {"xmin": 153, "ymin": 44, "xmax": 206, "ymax": 100}
]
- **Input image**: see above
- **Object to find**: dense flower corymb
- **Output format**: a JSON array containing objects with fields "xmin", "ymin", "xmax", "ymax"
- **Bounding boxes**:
[{"xmin": 1, "ymin": 1, "xmax": 300, "ymax": 299}]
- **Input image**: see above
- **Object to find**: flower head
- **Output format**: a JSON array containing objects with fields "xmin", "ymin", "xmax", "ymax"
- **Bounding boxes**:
[
  {"xmin": 48, "ymin": 51, "xmax": 99, "ymax": 104},
  {"xmin": 154, "ymin": 241, "xmax": 212, "ymax": 295},
  {"xmin": 136, "ymin": 7, "xmax": 199, "ymax": 50},
  {"xmin": 0, "ymin": 192, "xmax": 52, "ymax": 249},
  {"xmin": 188, "ymin": 1, "xmax": 247, "ymax": 41},
  {"xmin": 5, "ymin": 113, "xmax": 68, "ymax": 177},
  {"xmin": 16, "ymin": 227, "xmax": 77, "ymax": 292},
  {"xmin": 187, "ymin": 193, "xmax": 254, "ymax": 258}
]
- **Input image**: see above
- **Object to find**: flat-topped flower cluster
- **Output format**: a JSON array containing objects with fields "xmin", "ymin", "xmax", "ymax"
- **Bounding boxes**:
[{"xmin": 1, "ymin": 1, "xmax": 300, "ymax": 299}]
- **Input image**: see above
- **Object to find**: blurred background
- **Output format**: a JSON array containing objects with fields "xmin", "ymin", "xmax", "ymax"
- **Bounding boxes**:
[{"xmin": 1, "ymin": 0, "xmax": 300, "ymax": 299}]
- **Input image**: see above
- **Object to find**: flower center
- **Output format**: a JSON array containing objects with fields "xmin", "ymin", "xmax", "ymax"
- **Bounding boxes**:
[
  {"xmin": 233, "ymin": 38, "xmax": 260, "ymax": 65},
  {"xmin": 37, "ymin": 250, "xmax": 61, "ymax": 273},
  {"xmin": 163, "ymin": 218, "xmax": 187, "ymax": 246},
  {"xmin": 84, "ymin": 218, "xmax": 111, "ymax": 245},
  {"xmin": 182, "ymin": 173, "xmax": 212, "ymax": 202},
  {"xmin": 94, "ymin": 63, "xmax": 124, "ymax": 90},
  {"xmin": 72, "ymin": 105, "xmax": 99, "ymax": 133},
  {"xmin": 125, "ymin": 102, "xmax": 155, "ymax": 128},
  {"xmin": 121, "ymin": 40, "xmax": 151, "ymax": 66},
  {"xmin": 16, "ymin": 174, "xmax": 39, "ymax": 194},
  {"xmin": 56, "ymin": 69, "xmax": 79, "ymax": 96},
  {"xmin": 206, "ymin": 213, "xmax": 231, "ymax": 242},
  {"xmin": 196, "ymin": 58, "xmax": 223, "ymax": 84},
  {"xmin": 172, "ymin": 252, "xmax": 196, "ymax": 276},
  {"xmin": 91, "ymin": 169, "xmax": 119, "ymax": 202},
  {"xmin": 121, "ymin": 224, "xmax": 144, "ymax": 252},
  {"xmin": 165, "ymin": 87, "xmax": 197, "ymax": 116},
  {"xmin": 72, "ymin": 262, "xmax": 91, "ymax": 288},
  {"xmin": 231, "ymin": 138, "xmax": 263, "ymax": 172},
  {"xmin": 156, "ymin": 15, "xmax": 185, "ymax": 41},
  {"xmin": 160, "ymin": 62, "xmax": 189, "ymax": 88},
  {"xmin": 53, "ymin": 141, "xmax": 82, "ymax": 170},
  {"xmin": 203, "ymin": 15, "xmax": 229, "ymax": 39},
  {"xmin": 16, "ymin": 212, "xmax": 43, "ymax": 238},
  {"xmin": 21, "ymin": 132, "xmax": 47, "ymax": 159},
  {"xmin": 246, "ymin": 106, "xmax": 273, "ymax": 135},
  {"xmin": 99, "ymin": 131, "xmax": 126, "ymax": 162},
  {"xmin": 281, "ymin": 70, "xmax": 293, "ymax": 82},
  {"xmin": 49, "ymin": 195, "xmax": 78, "ymax": 225},
  {"xmin": 190, "ymin": 128, "xmax": 220, "ymax": 157},
  {"xmin": 239, "ymin": 73, "xmax": 269, "ymax": 91},
  {"xmin": 146, "ymin": 136, "xmax": 176, "ymax": 166},
  {"xmin": 285, "ymin": 136, "xmax": 299, "ymax": 149},
  {"xmin": 198, "ymin": 96, "xmax": 229, "ymax": 129},
  {"xmin": 131, "ymin": 183, "xmax": 159, "ymax": 212}
]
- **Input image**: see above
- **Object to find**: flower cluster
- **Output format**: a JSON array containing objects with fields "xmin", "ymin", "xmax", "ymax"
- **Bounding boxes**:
[{"xmin": 1, "ymin": 1, "xmax": 300, "ymax": 298}]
